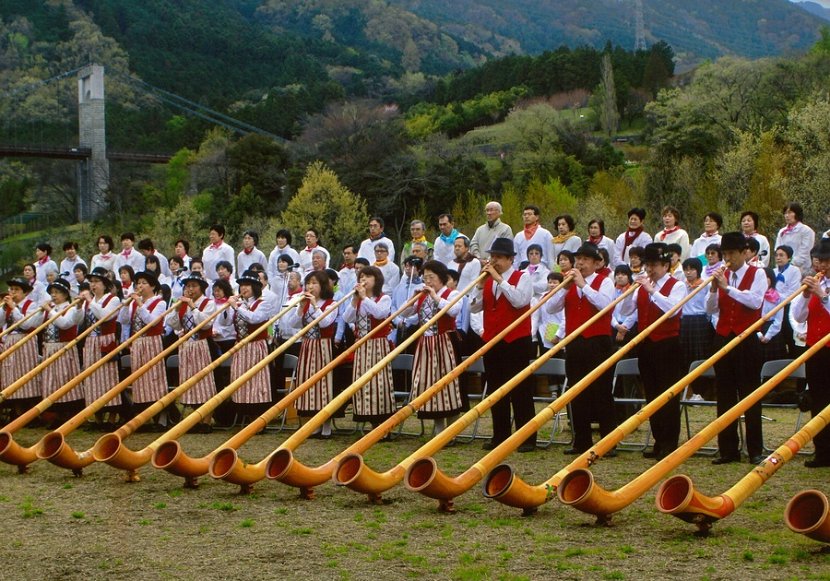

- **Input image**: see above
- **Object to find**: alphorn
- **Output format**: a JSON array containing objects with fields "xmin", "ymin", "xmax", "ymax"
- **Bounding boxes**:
[
  {"xmin": 141, "ymin": 292, "xmax": 423, "ymax": 487},
  {"xmin": 657, "ymin": 382, "xmax": 830, "ymax": 533},
  {"xmin": 555, "ymin": 326, "xmax": 829, "ymax": 524},
  {"xmin": 0, "ymin": 299, "xmax": 132, "ymax": 471},
  {"xmin": 402, "ymin": 283, "xmax": 640, "ymax": 512},
  {"xmin": 483, "ymin": 274, "xmax": 806, "ymax": 513},
  {"xmin": 210, "ymin": 272, "xmax": 488, "ymax": 496},
  {"xmin": 37, "ymin": 293, "xmax": 307, "ymax": 475},
  {"xmin": 0, "ymin": 299, "xmax": 82, "ymax": 402},
  {"xmin": 92, "ymin": 292, "xmax": 344, "ymax": 484},
  {"xmin": 785, "ymin": 489, "xmax": 830, "ymax": 544},
  {"xmin": 332, "ymin": 275, "xmax": 574, "ymax": 501},
  {"xmin": 0, "ymin": 301, "xmax": 49, "ymax": 341},
  {"xmin": 0, "ymin": 300, "xmax": 80, "ymax": 366}
]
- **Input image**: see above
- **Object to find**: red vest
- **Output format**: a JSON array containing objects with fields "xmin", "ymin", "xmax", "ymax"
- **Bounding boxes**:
[
  {"xmin": 302, "ymin": 299, "xmax": 336, "ymax": 339},
  {"xmin": 806, "ymin": 290, "xmax": 830, "ymax": 348},
  {"xmin": 637, "ymin": 276, "xmax": 680, "ymax": 342},
  {"xmin": 564, "ymin": 272, "xmax": 612, "ymax": 338},
  {"xmin": 133, "ymin": 297, "xmax": 165, "ymax": 337},
  {"xmin": 356, "ymin": 295, "xmax": 392, "ymax": 338},
  {"xmin": 716, "ymin": 266, "xmax": 761, "ymax": 337},
  {"xmin": 91, "ymin": 294, "xmax": 118, "ymax": 336},
  {"xmin": 417, "ymin": 287, "xmax": 456, "ymax": 334},
  {"xmin": 57, "ymin": 304, "xmax": 79, "ymax": 342},
  {"xmin": 242, "ymin": 298, "xmax": 269, "ymax": 341},
  {"xmin": 178, "ymin": 297, "xmax": 214, "ymax": 340},
  {"xmin": 482, "ymin": 270, "xmax": 531, "ymax": 343}
]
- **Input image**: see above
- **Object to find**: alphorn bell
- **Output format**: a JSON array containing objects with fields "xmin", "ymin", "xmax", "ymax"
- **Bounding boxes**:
[
  {"xmin": 210, "ymin": 272, "xmax": 487, "ymax": 496},
  {"xmin": 37, "ymin": 292, "xmax": 301, "ymax": 475},
  {"xmin": 0, "ymin": 299, "xmax": 82, "ymax": 402},
  {"xmin": 657, "ymin": 388, "xmax": 830, "ymax": 534},
  {"xmin": 142, "ymin": 292, "xmax": 423, "ymax": 488},
  {"xmin": 0, "ymin": 301, "xmax": 49, "ymax": 342},
  {"xmin": 785, "ymin": 489, "xmax": 830, "ymax": 544},
  {"xmin": 0, "ymin": 299, "xmax": 81, "ymax": 367},
  {"xmin": 483, "ymin": 272, "xmax": 803, "ymax": 513},
  {"xmin": 0, "ymin": 299, "xmax": 132, "ymax": 472},
  {"xmin": 556, "ymin": 317, "xmax": 829, "ymax": 524},
  {"xmin": 402, "ymin": 283, "xmax": 640, "ymax": 512},
  {"xmin": 92, "ymin": 292, "xmax": 337, "ymax": 484},
  {"xmin": 332, "ymin": 274, "xmax": 574, "ymax": 502}
]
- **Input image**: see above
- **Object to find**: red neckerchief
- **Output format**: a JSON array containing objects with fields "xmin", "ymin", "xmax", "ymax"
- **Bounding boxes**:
[
  {"xmin": 304, "ymin": 244, "xmax": 318, "ymax": 252},
  {"xmin": 781, "ymin": 222, "xmax": 798, "ymax": 235},
  {"xmin": 210, "ymin": 241, "xmax": 223, "ymax": 250},
  {"xmin": 659, "ymin": 226, "xmax": 679, "ymax": 241},
  {"xmin": 121, "ymin": 248, "xmax": 132, "ymax": 257},
  {"xmin": 700, "ymin": 231, "xmax": 719, "ymax": 239},
  {"xmin": 121, "ymin": 282, "xmax": 131, "ymax": 290},
  {"xmin": 37, "ymin": 255, "xmax": 50, "ymax": 266},
  {"xmin": 623, "ymin": 227, "xmax": 643, "ymax": 251},
  {"xmin": 523, "ymin": 223, "xmax": 539, "ymax": 240},
  {"xmin": 100, "ymin": 253, "xmax": 112, "ymax": 260},
  {"xmin": 588, "ymin": 235, "xmax": 602, "ymax": 245},
  {"xmin": 243, "ymin": 247, "xmax": 255, "ymax": 255}
]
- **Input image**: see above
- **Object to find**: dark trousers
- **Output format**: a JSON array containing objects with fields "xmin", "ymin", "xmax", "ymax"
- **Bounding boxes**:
[
  {"xmin": 566, "ymin": 335, "xmax": 616, "ymax": 452},
  {"xmin": 714, "ymin": 333, "xmax": 763, "ymax": 458},
  {"xmin": 483, "ymin": 335, "xmax": 536, "ymax": 446},
  {"xmin": 806, "ymin": 346, "xmax": 830, "ymax": 461},
  {"xmin": 639, "ymin": 336, "xmax": 684, "ymax": 455}
]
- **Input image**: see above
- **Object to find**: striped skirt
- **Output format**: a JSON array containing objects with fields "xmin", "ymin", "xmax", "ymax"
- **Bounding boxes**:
[
  {"xmin": 178, "ymin": 339, "xmax": 215, "ymax": 405},
  {"xmin": 351, "ymin": 337, "xmax": 395, "ymax": 421},
  {"xmin": 41, "ymin": 342, "xmax": 83, "ymax": 403},
  {"xmin": 130, "ymin": 335, "xmax": 167, "ymax": 403},
  {"xmin": 412, "ymin": 333, "xmax": 464, "ymax": 419},
  {"xmin": 231, "ymin": 339, "xmax": 271, "ymax": 404},
  {"xmin": 82, "ymin": 334, "xmax": 122, "ymax": 407},
  {"xmin": 294, "ymin": 337, "xmax": 333, "ymax": 416},
  {"xmin": 0, "ymin": 333, "xmax": 41, "ymax": 400}
]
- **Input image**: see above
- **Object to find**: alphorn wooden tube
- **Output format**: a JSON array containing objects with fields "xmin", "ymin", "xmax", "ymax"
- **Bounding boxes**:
[
  {"xmin": 556, "ymin": 330, "xmax": 830, "ymax": 524},
  {"xmin": 331, "ymin": 275, "xmax": 574, "ymax": 501},
  {"xmin": 210, "ymin": 273, "xmax": 487, "ymax": 495},
  {"xmin": 0, "ymin": 300, "xmax": 81, "ymax": 368},
  {"xmin": 401, "ymin": 284, "xmax": 640, "ymax": 511},
  {"xmin": 145, "ymin": 292, "xmax": 423, "ymax": 487},
  {"xmin": 483, "ymin": 276, "xmax": 807, "ymax": 513},
  {"xmin": 785, "ymin": 489, "xmax": 830, "ymax": 544}
]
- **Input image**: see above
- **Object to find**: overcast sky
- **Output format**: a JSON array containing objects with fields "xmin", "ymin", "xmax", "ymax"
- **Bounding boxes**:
[{"xmin": 791, "ymin": 0, "xmax": 830, "ymax": 8}]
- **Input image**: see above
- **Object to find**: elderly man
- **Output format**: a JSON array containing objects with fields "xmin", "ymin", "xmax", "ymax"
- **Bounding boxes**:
[
  {"xmin": 433, "ymin": 213, "xmax": 460, "ymax": 267},
  {"xmin": 513, "ymin": 205, "xmax": 554, "ymax": 269},
  {"xmin": 470, "ymin": 201, "xmax": 513, "ymax": 260},
  {"xmin": 372, "ymin": 242, "xmax": 400, "ymax": 294},
  {"xmin": 400, "ymin": 220, "xmax": 433, "ymax": 266},
  {"xmin": 358, "ymin": 216, "xmax": 396, "ymax": 264},
  {"xmin": 450, "ymin": 235, "xmax": 481, "ymax": 291}
]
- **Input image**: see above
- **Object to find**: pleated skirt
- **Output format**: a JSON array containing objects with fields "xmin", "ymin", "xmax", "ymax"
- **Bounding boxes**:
[
  {"xmin": 1, "ymin": 333, "xmax": 41, "ymax": 400},
  {"xmin": 351, "ymin": 337, "xmax": 395, "ymax": 421},
  {"xmin": 41, "ymin": 342, "xmax": 83, "ymax": 403},
  {"xmin": 411, "ymin": 333, "xmax": 464, "ymax": 419},
  {"xmin": 294, "ymin": 337, "xmax": 333, "ymax": 416},
  {"xmin": 179, "ymin": 339, "xmax": 215, "ymax": 405},
  {"xmin": 82, "ymin": 334, "xmax": 122, "ymax": 407},
  {"xmin": 130, "ymin": 335, "xmax": 168, "ymax": 403},
  {"xmin": 231, "ymin": 339, "xmax": 271, "ymax": 404}
]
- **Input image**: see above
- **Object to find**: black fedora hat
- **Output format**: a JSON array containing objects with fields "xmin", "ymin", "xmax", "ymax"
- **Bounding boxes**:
[
  {"xmin": 133, "ymin": 270, "xmax": 160, "ymax": 292},
  {"xmin": 487, "ymin": 237, "xmax": 516, "ymax": 257},
  {"xmin": 87, "ymin": 267, "xmax": 114, "ymax": 289},
  {"xmin": 236, "ymin": 269, "xmax": 263, "ymax": 289},
  {"xmin": 573, "ymin": 242, "xmax": 601, "ymax": 261},
  {"xmin": 720, "ymin": 232, "xmax": 749, "ymax": 252},
  {"xmin": 181, "ymin": 271, "xmax": 209, "ymax": 292},
  {"xmin": 6, "ymin": 276, "xmax": 32, "ymax": 293},
  {"xmin": 643, "ymin": 242, "xmax": 672, "ymax": 264},
  {"xmin": 46, "ymin": 278, "xmax": 72, "ymax": 297}
]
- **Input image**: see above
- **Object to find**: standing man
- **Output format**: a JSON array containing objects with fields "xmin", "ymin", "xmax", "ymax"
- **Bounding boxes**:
[
  {"xmin": 400, "ymin": 220, "xmax": 433, "ymax": 266},
  {"xmin": 791, "ymin": 239, "xmax": 830, "ymax": 467},
  {"xmin": 60, "ymin": 242, "xmax": 87, "ymax": 296},
  {"xmin": 338, "ymin": 244, "xmax": 359, "ymax": 295},
  {"xmin": 433, "ymin": 213, "xmax": 460, "ymax": 267},
  {"xmin": 470, "ymin": 201, "xmax": 513, "ymax": 260},
  {"xmin": 706, "ymin": 232, "xmax": 767, "ymax": 465},
  {"xmin": 236, "ymin": 230, "xmax": 267, "ymax": 275},
  {"xmin": 470, "ymin": 238, "xmax": 536, "ymax": 452},
  {"xmin": 114, "ymin": 232, "xmax": 145, "ymax": 273},
  {"xmin": 546, "ymin": 242, "xmax": 617, "ymax": 455},
  {"xmin": 358, "ymin": 217, "xmax": 396, "ymax": 264},
  {"xmin": 202, "ymin": 224, "xmax": 236, "ymax": 283},
  {"xmin": 513, "ymin": 205, "xmax": 554, "ymax": 269},
  {"xmin": 618, "ymin": 243, "xmax": 687, "ymax": 459},
  {"xmin": 614, "ymin": 208, "xmax": 652, "ymax": 267},
  {"xmin": 372, "ymin": 243, "xmax": 400, "ymax": 295},
  {"xmin": 450, "ymin": 235, "xmax": 482, "ymax": 292},
  {"xmin": 138, "ymin": 238, "xmax": 172, "ymax": 278}
]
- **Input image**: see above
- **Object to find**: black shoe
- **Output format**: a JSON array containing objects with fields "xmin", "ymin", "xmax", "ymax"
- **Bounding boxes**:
[
  {"xmin": 805, "ymin": 458, "xmax": 830, "ymax": 468},
  {"xmin": 711, "ymin": 455, "xmax": 740, "ymax": 465},
  {"xmin": 563, "ymin": 447, "xmax": 584, "ymax": 455},
  {"xmin": 482, "ymin": 440, "xmax": 498, "ymax": 451},
  {"xmin": 642, "ymin": 448, "xmax": 659, "ymax": 459},
  {"xmin": 749, "ymin": 455, "xmax": 766, "ymax": 465},
  {"xmin": 517, "ymin": 442, "xmax": 536, "ymax": 453}
]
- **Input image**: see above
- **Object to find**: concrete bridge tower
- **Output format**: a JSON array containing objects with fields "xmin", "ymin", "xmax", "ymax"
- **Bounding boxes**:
[{"xmin": 77, "ymin": 64, "xmax": 109, "ymax": 221}]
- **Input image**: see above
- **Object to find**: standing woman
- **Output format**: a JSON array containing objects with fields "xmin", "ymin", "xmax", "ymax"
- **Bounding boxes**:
[
  {"xmin": 127, "ymin": 271, "xmax": 168, "ymax": 416},
  {"xmin": 552, "ymin": 214, "xmax": 581, "ymax": 262},
  {"xmin": 775, "ymin": 202, "xmax": 816, "ymax": 276},
  {"xmin": 22, "ymin": 263, "xmax": 50, "ymax": 306},
  {"xmin": 655, "ymin": 206, "xmax": 690, "ymax": 261},
  {"xmin": 227, "ymin": 270, "xmax": 275, "ymax": 414},
  {"xmin": 90, "ymin": 235, "xmax": 117, "ymax": 272},
  {"xmin": 144, "ymin": 254, "xmax": 171, "ymax": 288},
  {"xmin": 403, "ymin": 260, "xmax": 464, "ymax": 434},
  {"xmin": 237, "ymin": 230, "xmax": 267, "ymax": 275},
  {"xmin": 586, "ymin": 219, "xmax": 617, "ymax": 267},
  {"xmin": 285, "ymin": 270, "xmax": 338, "ymax": 437},
  {"xmin": 343, "ymin": 266, "xmax": 395, "ymax": 428},
  {"xmin": 1, "ymin": 277, "xmax": 45, "ymax": 413},
  {"xmin": 40, "ymin": 278, "xmax": 85, "ymax": 422},
  {"xmin": 210, "ymin": 279, "xmax": 237, "ymax": 355},
  {"xmin": 80, "ymin": 267, "xmax": 123, "ymax": 426},
  {"xmin": 164, "ymin": 272, "xmax": 216, "ymax": 432}
]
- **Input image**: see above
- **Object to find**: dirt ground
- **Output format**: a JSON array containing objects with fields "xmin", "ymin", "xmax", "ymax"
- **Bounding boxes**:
[{"xmin": 1, "ymin": 407, "xmax": 829, "ymax": 580}]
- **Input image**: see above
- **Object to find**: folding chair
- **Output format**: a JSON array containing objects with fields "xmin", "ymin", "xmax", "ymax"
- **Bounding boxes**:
[
  {"xmin": 456, "ymin": 355, "xmax": 489, "ymax": 442},
  {"xmin": 531, "ymin": 357, "xmax": 570, "ymax": 448},
  {"xmin": 390, "ymin": 353, "xmax": 424, "ymax": 437},
  {"xmin": 277, "ymin": 354, "xmax": 301, "ymax": 431},
  {"xmin": 681, "ymin": 359, "xmax": 719, "ymax": 455},
  {"xmin": 759, "ymin": 359, "xmax": 810, "ymax": 454},
  {"xmin": 612, "ymin": 358, "xmax": 651, "ymax": 450}
]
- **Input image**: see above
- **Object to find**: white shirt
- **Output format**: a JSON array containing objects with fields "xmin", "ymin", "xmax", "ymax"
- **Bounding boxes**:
[
  {"xmin": 546, "ymin": 271, "xmax": 615, "ymax": 316},
  {"xmin": 237, "ymin": 247, "xmax": 268, "ymax": 276},
  {"xmin": 470, "ymin": 267, "xmax": 533, "ymax": 314},
  {"xmin": 433, "ymin": 234, "xmax": 458, "ymax": 267},
  {"xmin": 114, "ymin": 248, "xmax": 145, "ymax": 273},
  {"xmin": 614, "ymin": 230, "xmax": 653, "ymax": 266},
  {"xmin": 775, "ymin": 222, "xmax": 816, "ymax": 276},
  {"xmin": 202, "ymin": 242, "xmax": 236, "ymax": 282},
  {"xmin": 689, "ymin": 232, "xmax": 722, "ymax": 263},
  {"xmin": 705, "ymin": 263, "xmax": 766, "ymax": 315},
  {"xmin": 654, "ymin": 228, "xmax": 690, "ymax": 261},
  {"xmin": 357, "ymin": 236, "xmax": 396, "ymax": 264},
  {"xmin": 267, "ymin": 245, "xmax": 301, "ymax": 282},
  {"xmin": 619, "ymin": 273, "xmax": 687, "ymax": 323},
  {"xmin": 451, "ymin": 257, "xmax": 482, "ymax": 292},
  {"xmin": 513, "ymin": 227, "xmax": 555, "ymax": 269}
]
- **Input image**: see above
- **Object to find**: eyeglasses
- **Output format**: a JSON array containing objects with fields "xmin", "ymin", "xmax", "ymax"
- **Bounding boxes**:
[{"xmin": 375, "ymin": 249, "xmax": 388, "ymax": 253}]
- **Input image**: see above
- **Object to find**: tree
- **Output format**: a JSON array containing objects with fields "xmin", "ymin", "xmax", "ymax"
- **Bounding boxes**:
[
  {"xmin": 280, "ymin": 161, "xmax": 370, "ymax": 256},
  {"xmin": 598, "ymin": 53, "xmax": 620, "ymax": 137}
]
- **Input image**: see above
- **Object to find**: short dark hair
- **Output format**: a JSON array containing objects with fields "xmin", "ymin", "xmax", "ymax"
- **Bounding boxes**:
[
  {"xmin": 358, "ymin": 266, "xmax": 385, "ymax": 296},
  {"xmin": 304, "ymin": 270, "xmax": 334, "ymax": 299},
  {"xmin": 422, "ymin": 260, "xmax": 449, "ymax": 285},
  {"xmin": 554, "ymin": 214, "xmax": 575, "ymax": 231},
  {"xmin": 210, "ymin": 224, "xmax": 226, "ymax": 238},
  {"xmin": 627, "ymin": 207, "xmax": 646, "ymax": 220},
  {"xmin": 276, "ymin": 229, "xmax": 293, "ymax": 245},
  {"xmin": 216, "ymin": 260, "xmax": 233, "ymax": 274},
  {"xmin": 662, "ymin": 206, "xmax": 681, "ymax": 224},
  {"xmin": 243, "ymin": 230, "xmax": 259, "ymax": 247},
  {"xmin": 36, "ymin": 242, "xmax": 52, "ymax": 254},
  {"xmin": 175, "ymin": 239, "xmax": 190, "ymax": 254},
  {"xmin": 588, "ymin": 219, "xmax": 605, "ymax": 236},
  {"xmin": 527, "ymin": 243, "xmax": 543, "ymax": 257},
  {"xmin": 118, "ymin": 265, "xmax": 135, "ymax": 279},
  {"xmin": 614, "ymin": 264, "xmax": 633, "ymax": 283},
  {"xmin": 63, "ymin": 241, "xmax": 78, "ymax": 252},
  {"xmin": 783, "ymin": 202, "xmax": 804, "ymax": 222},
  {"xmin": 667, "ymin": 243, "xmax": 682, "ymax": 256},
  {"xmin": 137, "ymin": 238, "xmax": 155, "ymax": 252},
  {"xmin": 342, "ymin": 244, "xmax": 357, "ymax": 254},
  {"xmin": 740, "ymin": 211, "xmax": 759, "ymax": 230},
  {"xmin": 705, "ymin": 244, "xmax": 722, "ymax": 260},
  {"xmin": 682, "ymin": 257, "xmax": 702, "ymax": 276},
  {"xmin": 557, "ymin": 250, "xmax": 575, "ymax": 266},
  {"xmin": 120, "ymin": 232, "xmax": 135, "ymax": 242},
  {"xmin": 704, "ymin": 212, "xmax": 723, "ymax": 228},
  {"xmin": 746, "ymin": 238, "xmax": 760, "ymax": 254},
  {"xmin": 523, "ymin": 205, "xmax": 540, "ymax": 216},
  {"xmin": 438, "ymin": 213, "xmax": 454, "ymax": 223},
  {"xmin": 628, "ymin": 246, "xmax": 645, "ymax": 259},
  {"xmin": 74, "ymin": 263, "xmax": 89, "ymax": 276},
  {"xmin": 213, "ymin": 279, "xmax": 233, "ymax": 298},
  {"xmin": 776, "ymin": 244, "xmax": 794, "ymax": 259},
  {"xmin": 98, "ymin": 235, "xmax": 114, "ymax": 251},
  {"xmin": 598, "ymin": 247, "xmax": 610, "ymax": 266},
  {"xmin": 370, "ymin": 216, "xmax": 384, "ymax": 228}
]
